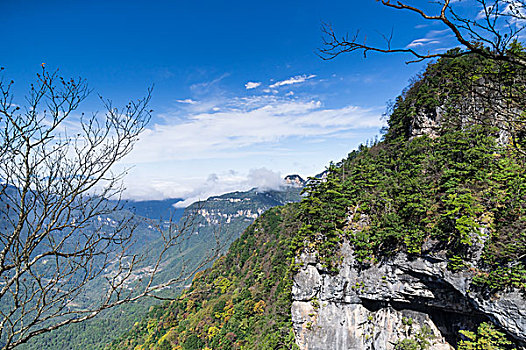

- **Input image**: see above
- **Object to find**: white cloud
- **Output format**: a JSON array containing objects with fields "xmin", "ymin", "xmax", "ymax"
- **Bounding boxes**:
[
  {"xmin": 269, "ymin": 74, "xmax": 316, "ymax": 88},
  {"xmin": 245, "ymin": 81, "xmax": 261, "ymax": 89},
  {"xmin": 190, "ymin": 73, "xmax": 230, "ymax": 96},
  {"xmin": 125, "ymin": 94, "xmax": 383, "ymax": 165},
  {"xmin": 246, "ymin": 167, "xmax": 283, "ymax": 191},
  {"xmin": 119, "ymin": 92, "xmax": 385, "ymax": 203},
  {"xmin": 406, "ymin": 29, "xmax": 450, "ymax": 48},
  {"xmin": 428, "ymin": 29, "xmax": 450, "ymax": 36},
  {"xmin": 176, "ymin": 98, "xmax": 197, "ymax": 104},
  {"xmin": 406, "ymin": 38, "xmax": 441, "ymax": 48},
  {"xmin": 172, "ymin": 168, "xmax": 284, "ymax": 207}
]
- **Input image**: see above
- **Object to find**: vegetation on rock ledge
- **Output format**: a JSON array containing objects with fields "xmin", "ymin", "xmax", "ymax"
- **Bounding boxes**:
[{"xmin": 297, "ymin": 51, "xmax": 526, "ymax": 292}]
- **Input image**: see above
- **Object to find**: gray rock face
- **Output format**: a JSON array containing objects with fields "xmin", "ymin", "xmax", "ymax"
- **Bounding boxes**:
[
  {"xmin": 291, "ymin": 241, "xmax": 526, "ymax": 350},
  {"xmin": 407, "ymin": 99, "xmax": 513, "ymax": 144}
]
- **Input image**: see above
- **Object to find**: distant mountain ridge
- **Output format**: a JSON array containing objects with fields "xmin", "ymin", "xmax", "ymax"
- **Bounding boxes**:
[
  {"xmin": 120, "ymin": 198, "xmax": 184, "ymax": 221},
  {"xmin": 117, "ymin": 174, "xmax": 307, "ymax": 222},
  {"xmin": 19, "ymin": 175, "xmax": 306, "ymax": 350},
  {"xmin": 284, "ymin": 174, "xmax": 306, "ymax": 187}
]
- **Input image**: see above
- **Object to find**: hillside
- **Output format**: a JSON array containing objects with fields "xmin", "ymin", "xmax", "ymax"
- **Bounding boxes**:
[
  {"xmin": 120, "ymin": 198, "xmax": 186, "ymax": 222},
  {"xmin": 110, "ymin": 52, "xmax": 526, "ymax": 350},
  {"xmin": 142, "ymin": 186, "xmax": 304, "ymax": 292},
  {"xmin": 110, "ymin": 205, "xmax": 301, "ymax": 350}
]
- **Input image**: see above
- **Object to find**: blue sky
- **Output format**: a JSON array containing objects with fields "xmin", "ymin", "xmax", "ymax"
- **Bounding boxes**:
[{"xmin": 1, "ymin": 0, "xmax": 462, "ymax": 204}]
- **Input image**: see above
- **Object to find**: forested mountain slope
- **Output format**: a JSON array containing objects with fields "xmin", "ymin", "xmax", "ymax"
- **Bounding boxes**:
[{"xmin": 110, "ymin": 205, "xmax": 301, "ymax": 350}]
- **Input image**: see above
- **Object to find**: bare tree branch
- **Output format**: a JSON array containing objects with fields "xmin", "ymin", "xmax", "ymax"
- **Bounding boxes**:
[
  {"xmin": 320, "ymin": 0, "xmax": 526, "ymax": 66},
  {"xmin": 0, "ymin": 67, "xmax": 222, "ymax": 349}
]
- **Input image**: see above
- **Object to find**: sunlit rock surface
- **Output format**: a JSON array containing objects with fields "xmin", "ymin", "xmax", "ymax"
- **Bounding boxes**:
[{"xmin": 292, "ymin": 240, "xmax": 525, "ymax": 350}]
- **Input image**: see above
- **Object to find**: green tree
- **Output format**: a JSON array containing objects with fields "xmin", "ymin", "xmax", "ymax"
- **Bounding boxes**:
[{"xmin": 459, "ymin": 323, "xmax": 514, "ymax": 350}]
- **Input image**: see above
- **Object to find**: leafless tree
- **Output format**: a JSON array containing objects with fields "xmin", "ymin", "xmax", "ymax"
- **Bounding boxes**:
[
  {"xmin": 320, "ymin": 0, "xmax": 526, "ymax": 66},
  {"xmin": 0, "ymin": 66, "xmax": 220, "ymax": 349}
]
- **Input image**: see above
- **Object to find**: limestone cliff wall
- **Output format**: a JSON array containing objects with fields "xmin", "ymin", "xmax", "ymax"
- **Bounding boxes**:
[{"xmin": 291, "ymin": 241, "xmax": 525, "ymax": 350}]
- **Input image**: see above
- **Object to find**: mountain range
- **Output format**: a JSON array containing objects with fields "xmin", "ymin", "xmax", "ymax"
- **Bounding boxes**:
[{"xmin": 17, "ymin": 178, "xmax": 306, "ymax": 349}]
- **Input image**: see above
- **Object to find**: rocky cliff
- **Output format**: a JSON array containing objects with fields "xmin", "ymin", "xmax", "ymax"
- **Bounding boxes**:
[{"xmin": 292, "ymin": 242, "xmax": 525, "ymax": 350}]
